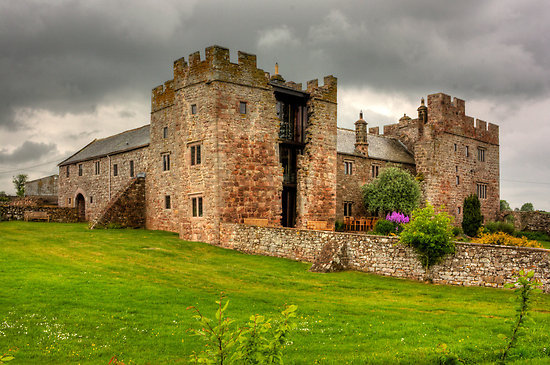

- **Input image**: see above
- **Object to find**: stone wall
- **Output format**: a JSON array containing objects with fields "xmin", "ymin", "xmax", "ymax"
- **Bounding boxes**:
[
  {"xmin": 220, "ymin": 223, "xmax": 550, "ymax": 293},
  {"xmin": 90, "ymin": 177, "xmax": 146, "ymax": 229},
  {"xmin": 501, "ymin": 211, "xmax": 550, "ymax": 235},
  {"xmin": 58, "ymin": 146, "xmax": 148, "ymax": 221},
  {"xmin": 0, "ymin": 205, "xmax": 79, "ymax": 223}
]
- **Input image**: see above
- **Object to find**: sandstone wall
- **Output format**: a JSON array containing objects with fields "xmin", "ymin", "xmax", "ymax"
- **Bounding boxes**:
[
  {"xmin": 58, "ymin": 147, "xmax": 148, "ymax": 221},
  {"xmin": 91, "ymin": 177, "xmax": 146, "ymax": 229},
  {"xmin": 501, "ymin": 211, "xmax": 550, "ymax": 235},
  {"xmin": 0, "ymin": 205, "xmax": 79, "ymax": 223},
  {"xmin": 220, "ymin": 223, "xmax": 550, "ymax": 293}
]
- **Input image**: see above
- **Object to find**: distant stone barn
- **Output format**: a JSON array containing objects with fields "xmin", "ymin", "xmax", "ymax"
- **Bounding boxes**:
[{"xmin": 57, "ymin": 45, "xmax": 500, "ymax": 242}]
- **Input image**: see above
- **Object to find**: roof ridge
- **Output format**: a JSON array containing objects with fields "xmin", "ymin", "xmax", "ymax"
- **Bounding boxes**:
[{"xmin": 94, "ymin": 123, "xmax": 150, "ymax": 142}]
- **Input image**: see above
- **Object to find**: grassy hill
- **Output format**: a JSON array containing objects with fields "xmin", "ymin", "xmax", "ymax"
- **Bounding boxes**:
[{"xmin": 0, "ymin": 221, "xmax": 548, "ymax": 364}]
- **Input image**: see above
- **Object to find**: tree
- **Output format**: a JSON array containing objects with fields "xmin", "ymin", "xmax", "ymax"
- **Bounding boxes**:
[
  {"xmin": 0, "ymin": 191, "xmax": 8, "ymax": 202},
  {"xmin": 361, "ymin": 166, "xmax": 420, "ymax": 216},
  {"xmin": 500, "ymin": 199, "xmax": 511, "ymax": 212},
  {"xmin": 462, "ymin": 194, "xmax": 483, "ymax": 237},
  {"xmin": 520, "ymin": 202, "xmax": 534, "ymax": 212},
  {"xmin": 12, "ymin": 174, "xmax": 28, "ymax": 197}
]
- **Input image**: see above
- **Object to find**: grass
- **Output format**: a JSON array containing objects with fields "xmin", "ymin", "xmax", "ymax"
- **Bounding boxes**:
[{"xmin": 0, "ymin": 221, "xmax": 549, "ymax": 364}]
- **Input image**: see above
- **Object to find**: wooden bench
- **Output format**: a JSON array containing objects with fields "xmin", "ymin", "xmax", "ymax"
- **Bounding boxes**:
[
  {"xmin": 24, "ymin": 211, "xmax": 50, "ymax": 222},
  {"xmin": 306, "ymin": 221, "xmax": 333, "ymax": 231},
  {"xmin": 243, "ymin": 218, "xmax": 269, "ymax": 227}
]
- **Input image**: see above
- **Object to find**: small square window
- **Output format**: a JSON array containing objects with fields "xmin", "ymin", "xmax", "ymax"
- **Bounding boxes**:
[
  {"xmin": 191, "ymin": 104, "xmax": 197, "ymax": 114},
  {"xmin": 165, "ymin": 195, "xmax": 171, "ymax": 209},
  {"xmin": 344, "ymin": 161, "xmax": 353, "ymax": 175},
  {"xmin": 162, "ymin": 154, "xmax": 170, "ymax": 171},
  {"xmin": 239, "ymin": 101, "xmax": 247, "ymax": 114},
  {"xmin": 129, "ymin": 160, "xmax": 134, "ymax": 177},
  {"xmin": 192, "ymin": 196, "xmax": 203, "ymax": 217},
  {"xmin": 477, "ymin": 148, "xmax": 485, "ymax": 162},
  {"xmin": 344, "ymin": 202, "xmax": 353, "ymax": 217},
  {"xmin": 372, "ymin": 165, "xmax": 380, "ymax": 178},
  {"xmin": 163, "ymin": 126, "xmax": 168, "ymax": 138},
  {"xmin": 113, "ymin": 164, "xmax": 118, "ymax": 176},
  {"xmin": 191, "ymin": 144, "xmax": 202, "ymax": 166},
  {"xmin": 78, "ymin": 164, "xmax": 83, "ymax": 176}
]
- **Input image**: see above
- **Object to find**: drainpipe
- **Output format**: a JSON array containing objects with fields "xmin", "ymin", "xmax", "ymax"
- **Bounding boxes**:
[{"xmin": 108, "ymin": 154, "xmax": 111, "ymax": 199}]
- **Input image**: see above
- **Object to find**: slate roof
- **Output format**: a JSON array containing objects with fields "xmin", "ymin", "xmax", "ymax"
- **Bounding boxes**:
[
  {"xmin": 337, "ymin": 128, "xmax": 415, "ymax": 164},
  {"xmin": 59, "ymin": 125, "xmax": 150, "ymax": 166}
]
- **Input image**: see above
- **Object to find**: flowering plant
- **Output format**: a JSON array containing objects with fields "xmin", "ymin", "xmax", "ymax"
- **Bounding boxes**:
[{"xmin": 386, "ymin": 212, "xmax": 410, "ymax": 224}]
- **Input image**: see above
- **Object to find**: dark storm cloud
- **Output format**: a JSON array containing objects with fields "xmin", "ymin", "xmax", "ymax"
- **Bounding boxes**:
[
  {"xmin": 0, "ymin": 141, "xmax": 57, "ymax": 164},
  {"xmin": 2, "ymin": 0, "xmax": 549, "ymax": 129}
]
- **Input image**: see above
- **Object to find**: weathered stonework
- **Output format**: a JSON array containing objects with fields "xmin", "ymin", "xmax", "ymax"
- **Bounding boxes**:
[
  {"xmin": 220, "ymin": 223, "xmax": 550, "ymax": 293},
  {"xmin": 0, "ymin": 204, "xmax": 79, "ymax": 223},
  {"xmin": 501, "ymin": 210, "xmax": 550, "ymax": 235},
  {"xmin": 24, "ymin": 174, "xmax": 58, "ymax": 204}
]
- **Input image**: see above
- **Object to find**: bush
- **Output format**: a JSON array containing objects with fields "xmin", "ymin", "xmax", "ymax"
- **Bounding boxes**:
[
  {"xmin": 484, "ymin": 221, "xmax": 515, "ymax": 235},
  {"xmin": 400, "ymin": 203, "xmax": 455, "ymax": 268},
  {"xmin": 334, "ymin": 220, "xmax": 345, "ymax": 232},
  {"xmin": 361, "ymin": 167, "xmax": 420, "ymax": 216},
  {"xmin": 520, "ymin": 202, "xmax": 534, "ymax": 212},
  {"xmin": 515, "ymin": 230, "xmax": 550, "ymax": 242},
  {"xmin": 373, "ymin": 219, "xmax": 397, "ymax": 235},
  {"xmin": 451, "ymin": 226, "xmax": 462, "ymax": 237},
  {"xmin": 462, "ymin": 195, "xmax": 483, "ymax": 237},
  {"xmin": 473, "ymin": 232, "xmax": 542, "ymax": 248}
]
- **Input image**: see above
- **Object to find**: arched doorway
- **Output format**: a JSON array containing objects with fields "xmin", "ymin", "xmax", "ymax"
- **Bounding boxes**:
[{"xmin": 75, "ymin": 194, "xmax": 86, "ymax": 221}]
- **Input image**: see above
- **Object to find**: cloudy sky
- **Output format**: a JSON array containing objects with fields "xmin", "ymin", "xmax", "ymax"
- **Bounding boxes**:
[{"xmin": 1, "ymin": 0, "xmax": 549, "ymax": 210}]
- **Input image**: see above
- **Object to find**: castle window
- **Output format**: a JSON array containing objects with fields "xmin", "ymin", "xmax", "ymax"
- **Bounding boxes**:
[
  {"xmin": 113, "ymin": 164, "xmax": 118, "ymax": 177},
  {"xmin": 457, "ymin": 206, "xmax": 461, "ymax": 215},
  {"xmin": 454, "ymin": 143, "xmax": 457, "ymax": 152},
  {"xmin": 192, "ymin": 196, "xmax": 203, "ymax": 217},
  {"xmin": 165, "ymin": 195, "xmax": 171, "ymax": 210},
  {"xmin": 239, "ymin": 101, "xmax": 247, "ymax": 114},
  {"xmin": 344, "ymin": 202, "xmax": 353, "ymax": 217},
  {"xmin": 477, "ymin": 148, "xmax": 486, "ymax": 162},
  {"xmin": 456, "ymin": 176, "xmax": 460, "ymax": 185},
  {"xmin": 372, "ymin": 164, "xmax": 380, "ymax": 178},
  {"xmin": 456, "ymin": 166, "xmax": 458, "ymax": 173},
  {"xmin": 66, "ymin": 166, "xmax": 70, "ymax": 177},
  {"xmin": 78, "ymin": 164, "xmax": 83, "ymax": 176},
  {"xmin": 465, "ymin": 146, "xmax": 469, "ymax": 157},
  {"xmin": 344, "ymin": 161, "xmax": 353, "ymax": 175},
  {"xmin": 162, "ymin": 153, "xmax": 171, "ymax": 171},
  {"xmin": 191, "ymin": 104, "xmax": 197, "ymax": 115},
  {"xmin": 129, "ymin": 160, "xmax": 134, "ymax": 177},
  {"xmin": 90, "ymin": 196, "xmax": 93, "ymax": 203},
  {"xmin": 95, "ymin": 161, "xmax": 100, "ymax": 175},
  {"xmin": 190, "ymin": 144, "xmax": 201, "ymax": 166},
  {"xmin": 476, "ymin": 183, "xmax": 487, "ymax": 199},
  {"xmin": 68, "ymin": 197, "xmax": 71, "ymax": 205},
  {"xmin": 163, "ymin": 127, "xmax": 168, "ymax": 138}
]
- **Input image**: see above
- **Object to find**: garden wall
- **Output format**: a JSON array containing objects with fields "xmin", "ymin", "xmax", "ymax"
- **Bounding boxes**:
[
  {"xmin": 501, "ymin": 210, "xmax": 550, "ymax": 235},
  {"xmin": 219, "ymin": 223, "xmax": 550, "ymax": 293},
  {"xmin": 0, "ymin": 205, "xmax": 79, "ymax": 223}
]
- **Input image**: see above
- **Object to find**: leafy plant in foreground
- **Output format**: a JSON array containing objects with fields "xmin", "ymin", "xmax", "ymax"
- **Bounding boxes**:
[
  {"xmin": 0, "ymin": 352, "xmax": 14, "ymax": 364},
  {"xmin": 400, "ymin": 203, "xmax": 455, "ymax": 269},
  {"xmin": 500, "ymin": 270, "xmax": 542, "ymax": 363},
  {"xmin": 187, "ymin": 293, "xmax": 298, "ymax": 364}
]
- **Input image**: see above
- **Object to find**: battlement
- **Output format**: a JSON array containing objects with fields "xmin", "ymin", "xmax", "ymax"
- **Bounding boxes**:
[
  {"xmin": 306, "ymin": 75, "xmax": 337, "ymax": 103},
  {"xmin": 151, "ymin": 80, "xmax": 175, "ymax": 112},
  {"xmin": 427, "ymin": 92, "xmax": 499, "ymax": 145}
]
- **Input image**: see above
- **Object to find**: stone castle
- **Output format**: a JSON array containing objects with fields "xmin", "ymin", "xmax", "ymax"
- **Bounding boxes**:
[{"xmin": 57, "ymin": 45, "xmax": 500, "ymax": 243}]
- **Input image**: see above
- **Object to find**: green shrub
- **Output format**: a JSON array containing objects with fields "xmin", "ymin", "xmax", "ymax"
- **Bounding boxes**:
[
  {"xmin": 334, "ymin": 220, "xmax": 345, "ymax": 232},
  {"xmin": 188, "ymin": 294, "xmax": 298, "ymax": 364},
  {"xmin": 515, "ymin": 230, "xmax": 550, "ymax": 242},
  {"xmin": 520, "ymin": 202, "xmax": 534, "ymax": 212},
  {"xmin": 484, "ymin": 221, "xmax": 515, "ymax": 235},
  {"xmin": 451, "ymin": 226, "xmax": 462, "ymax": 237},
  {"xmin": 400, "ymin": 203, "xmax": 455, "ymax": 268},
  {"xmin": 373, "ymin": 219, "xmax": 397, "ymax": 236},
  {"xmin": 361, "ymin": 167, "xmax": 420, "ymax": 216},
  {"xmin": 462, "ymin": 195, "xmax": 483, "ymax": 237}
]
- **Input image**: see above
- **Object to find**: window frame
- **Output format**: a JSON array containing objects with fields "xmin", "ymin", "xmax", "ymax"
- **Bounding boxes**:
[
  {"xmin": 190, "ymin": 144, "xmax": 202, "ymax": 166},
  {"xmin": 78, "ymin": 164, "xmax": 83, "ymax": 176},
  {"xmin": 344, "ymin": 201, "xmax": 353, "ymax": 217},
  {"xmin": 129, "ymin": 160, "xmax": 134, "ymax": 177},
  {"xmin": 113, "ymin": 163, "xmax": 118, "ymax": 177},
  {"xmin": 239, "ymin": 101, "xmax": 247, "ymax": 114},
  {"xmin": 191, "ymin": 196, "xmax": 203, "ymax": 217},
  {"xmin": 477, "ymin": 147, "xmax": 486, "ymax": 162},
  {"xmin": 66, "ymin": 165, "xmax": 70, "ymax": 178},
  {"xmin": 94, "ymin": 161, "xmax": 100, "ymax": 175},
  {"xmin": 372, "ymin": 164, "xmax": 380, "ymax": 178},
  {"xmin": 163, "ymin": 126, "xmax": 168, "ymax": 139},
  {"xmin": 165, "ymin": 195, "xmax": 171, "ymax": 210},
  {"xmin": 476, "ymin": 183, "xmax": 488, "ymax": 199},
  {"xmin": 162, "ymin": 153, "xmax": 171, "ymax": 171},
  {"xmin": 344, "ymin": 160, "xmax": 353, "ymax": 175},
  {"xmin": 191, "ymin": 104, "xmax": 197, "ymax": 115}
]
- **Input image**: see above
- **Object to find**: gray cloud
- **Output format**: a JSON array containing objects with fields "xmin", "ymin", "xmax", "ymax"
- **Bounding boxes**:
[{"xmin": 0, "ymin": 141, "xmax": 57, "ymax": 164}]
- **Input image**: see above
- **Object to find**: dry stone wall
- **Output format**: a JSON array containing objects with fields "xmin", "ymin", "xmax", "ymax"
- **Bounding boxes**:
[
  {"xmin": 220, "ymin": 223, "xmax": 550, "ymax": 293},
  {"xmin": 0, "ymin": 205, "xmax": 79, "ymax": 223}
]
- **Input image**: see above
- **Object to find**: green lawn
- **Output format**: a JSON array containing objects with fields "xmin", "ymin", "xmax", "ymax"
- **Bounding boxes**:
[{"xmin": 0, "ymin": 221, "xmax": 549, "ymax": 364}]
